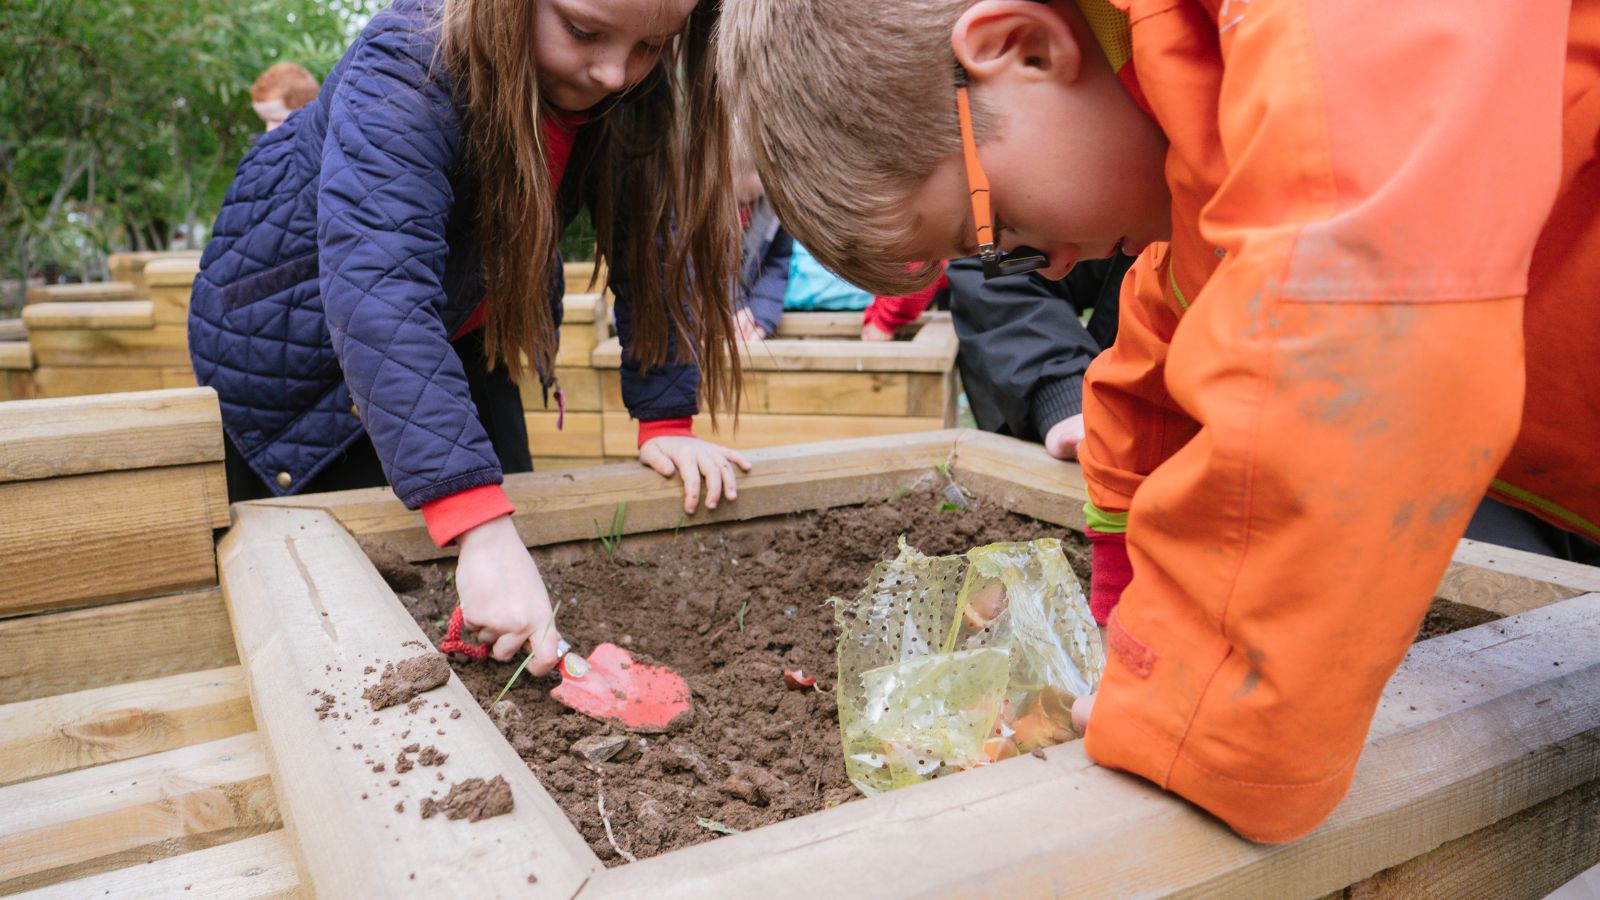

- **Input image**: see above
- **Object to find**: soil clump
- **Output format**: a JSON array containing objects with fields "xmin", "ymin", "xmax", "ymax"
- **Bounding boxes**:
[{"xmin": 363, "ymin": 653, "xmax": 451, "ymax": 710}]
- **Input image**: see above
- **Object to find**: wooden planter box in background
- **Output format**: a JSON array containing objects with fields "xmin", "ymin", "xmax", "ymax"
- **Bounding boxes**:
[
  {"xmin": 0, "ymin": 339, "xmax": 33, "ymax": 402},
  {"xmin": 23, "ymin": 281, "xmax": 137, "ymax": 304},
  {"xmin": 106, "ymin": 249, "xmax": 203, "ymax": 297},
  {"xmin": 519, "ymin": 291, "xmax": 610, "ymax": 470},
  {"xmin": 591, "ymin": 312, "xmax": 960, "ymax": 461},
  {"xmin": 22, "ymin": 260, "xmax": 198, "ymax": 399}
]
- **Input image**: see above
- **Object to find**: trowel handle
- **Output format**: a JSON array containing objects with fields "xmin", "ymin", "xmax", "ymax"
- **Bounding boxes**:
[{"xmin": 554, "ymin": 640, "xmax": 592, "ymax": 678}]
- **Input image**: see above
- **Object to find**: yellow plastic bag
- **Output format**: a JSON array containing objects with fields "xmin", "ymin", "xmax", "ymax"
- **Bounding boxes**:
[{"xmin": 835, "ymin": 538, "xmax": 1103, "ymax": 796}]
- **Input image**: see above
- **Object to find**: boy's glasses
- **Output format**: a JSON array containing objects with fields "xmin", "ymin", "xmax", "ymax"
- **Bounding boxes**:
[{"xmin": 956, "ymin": 81, "xmax": 1050, "ymax": 280}]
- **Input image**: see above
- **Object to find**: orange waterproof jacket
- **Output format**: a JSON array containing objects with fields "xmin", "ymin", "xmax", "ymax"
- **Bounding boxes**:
[{"xmin": 1077, "ymin": 0, "xmax": 1598, "ymax": 842}]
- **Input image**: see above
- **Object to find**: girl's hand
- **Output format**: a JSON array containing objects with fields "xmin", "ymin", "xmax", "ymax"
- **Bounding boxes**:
[
  {"xmin": 860, "ymin": 322, "xmax": 895, "ymax": 342},
  {"xmin": 639, "ymin": 436, "xmax": 753, "ymax": 514},
  {"xmin": 735, "ymin": 308, "xmax": 767, "ymax": 342},
  {"xmin": 454, "ymin": 515, "xmax": 564, "ymax": 670}
]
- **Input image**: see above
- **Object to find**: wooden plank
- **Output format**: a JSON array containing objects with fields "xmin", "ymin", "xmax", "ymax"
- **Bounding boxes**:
[
  {"xmin": 31, "ymin": 364, "xmax": 197, "ymax": 398},
  {"xmin": 0, "ymin": 464, "xmax": 228, "ymax": 616},
  {"xmin": 556, "ymin": 321, "xmax": 600, "ymax": 367},
  {"xmin": 143, "ymin": 257, "xmax": 200, "ymax": 287},
  {"xmin": 521, "ymin": 365, "xmax": 601, "ymax": 412},
  {"xmin": 24, "ymin": 282, "xmax": 137, "ymax": 304},
  {"xmin": 22, "ymin": 299, "xmax": 154, "ymax": 329},
  {"xmin": 0, "ymin": 318, "xmax": 25, "ymax": 342},
  {"xmin": 525, "ymin": 410, "xmax": 604, "ymax": 458},
  {"xmin": 556, "ymin": 365, "xmax": 601, "ymax": 411},
  {"xmin": 217, "ymin": 504, "xmax": 603, "ymax": 898},
  {"xmin": 600, "ymin": 369, "xmax": 916, "ymax": 417},
  {"xmin": 1344, "ymin": 777, "xmax": 1600, "ymax": 900},
  {"xmin": 907, "ymin": 371, "xmax": 955, "ymax": 420},
  {"xmin": 0, "ymin": 666, "xmax": 254, "ymax": 786},
  {"xmin": 0, "ymin": 589, "xmax": 237, "ymax": 704},
  {"xmin": 25, "ymin": 323, "xmax": 189, "ymax": 368},
  {"xmin": 11, "ymin": 829, "xmax": 302, "ymax": 900},
  {"xmin": 0, "ymin": 387, "xmax": 222, "ymax": 483},
  {"xmin": 601, "ymin": 410, "xmax": 945, "ymax": 456},
  {"xmin": 0, "ymin": 732, "xmax": 279, "ymax": 894},
  {"xmin": 251, "ymin": 430, "xmax": 962, "ymax": 562},
  {"xmin": 1438, "ymin": 538, "xmax": 1600, "ymax": 615},
  {"xmin": 563, "ymin": 261, "xmax": 607, "ymax": 293},
  {"xmin": 1, "ymin": 369, "xmax": 35, "ymax": 403},
  {"xmin": 532, "ymin": 456, "xmax": 609, "ymax": 472},
  {"xmin": 0, "ymin": 341, "xmax": 32, "ymax": 370},
  {"xmin": 950, "ymin": 429, "xmax": 1091, "ymax": 530},
  {"xmin": 592, "ymin": 328, "xmax": 958, "ymax": 373},
  {"xmin": 583, "ymin": 593, "xmax": 1600, "ymax": 898}
]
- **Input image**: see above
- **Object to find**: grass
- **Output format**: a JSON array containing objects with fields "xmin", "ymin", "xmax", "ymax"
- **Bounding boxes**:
[
  {"xmin": 593, "ymin": 502, "xmax": 627, "ymax": 557},
  {"xmin": 489, "ymin": 598, "xmax": 564, "ymax": 710},
  {"xmin": 737, "ymin": 599, "xmax": 749, "ymax": 632},
  {"xmin": 888, "ymin": 485, "xmax": 912, "ymax": 503}
]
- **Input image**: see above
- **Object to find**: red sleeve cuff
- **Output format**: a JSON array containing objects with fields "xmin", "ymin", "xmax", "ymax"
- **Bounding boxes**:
[
  {"xmin": 866, "ymin": 266, "xmax": 949, "ymax": 331},
  {"xmin": 637, "ymin": 417, "xmax": 695, "ymax": 448},
  {"xmin": 421, "ymin": 484, "xmax": 515, "ymax": 548}
]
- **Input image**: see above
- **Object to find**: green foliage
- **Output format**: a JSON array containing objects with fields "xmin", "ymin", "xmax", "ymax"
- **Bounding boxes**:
[{"xmin": 0, "ymin": 0, "xmax": 382, "ymax": 310}]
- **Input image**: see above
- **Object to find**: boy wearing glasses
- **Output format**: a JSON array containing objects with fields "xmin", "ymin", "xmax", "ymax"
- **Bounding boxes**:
[{"xmin": 719, "ymin": 0, "xmax": 1599, "ymax": 842}]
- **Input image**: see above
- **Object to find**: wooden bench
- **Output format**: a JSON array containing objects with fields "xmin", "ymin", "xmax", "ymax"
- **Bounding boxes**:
[{"xmin": 106, "ymin": 250, "xmax": 203, "ymax": 298}]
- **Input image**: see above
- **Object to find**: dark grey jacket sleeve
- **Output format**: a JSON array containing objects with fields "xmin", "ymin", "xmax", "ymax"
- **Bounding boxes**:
[{"xmin": 946, "ymin": 253, "xmax": 1129, "ymax": 441}]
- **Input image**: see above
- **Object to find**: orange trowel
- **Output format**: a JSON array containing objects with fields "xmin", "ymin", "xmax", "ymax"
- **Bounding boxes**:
[{"xmin": 441, "ymin": 607, "xmax": 691, "ymax": 732}]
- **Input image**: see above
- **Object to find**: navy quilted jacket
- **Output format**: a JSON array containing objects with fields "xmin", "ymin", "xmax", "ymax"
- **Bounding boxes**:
[{"xmin": 189, "ymin": 0, "xmax": 699, "ymax": 507}]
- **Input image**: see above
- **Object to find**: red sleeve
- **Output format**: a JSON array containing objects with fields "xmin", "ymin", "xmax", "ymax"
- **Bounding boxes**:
[
  {"xmin": 637, "ymin": 417, "xmax": 695, "ymax": 448},
  {"xmin": 864, "ymin": 266, "xmax": 949, "ymax": 332},
  {"xmin": 421, "ymin": 484, "xmax": 515, "ymax": 548}
]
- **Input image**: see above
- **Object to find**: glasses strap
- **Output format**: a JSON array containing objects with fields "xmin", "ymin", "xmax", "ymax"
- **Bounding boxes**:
[{"xmin": 955, "ymin": 86, "xmax": 995, "ymax": 253}]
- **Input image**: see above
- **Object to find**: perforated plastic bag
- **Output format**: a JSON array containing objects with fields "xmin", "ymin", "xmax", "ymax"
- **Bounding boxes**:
[{"xmin": 835, "ymin": 537, "xmax": 1103, "ymax": 796}]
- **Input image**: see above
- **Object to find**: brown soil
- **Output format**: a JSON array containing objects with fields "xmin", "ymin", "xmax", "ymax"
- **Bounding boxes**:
[
  {"xmin": 395, "ymin": 486, "xmax": 1081, "ymax": 864},
  {"xmin": 1415, "ymin": 597, "xmax": 1503, "ymax": 641}
]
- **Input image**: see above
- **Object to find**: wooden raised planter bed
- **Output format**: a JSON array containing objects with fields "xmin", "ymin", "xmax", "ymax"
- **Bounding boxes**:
[
  {"xmin": 106, "ymin": 250, "xmax": 203, "ymax": 298},
  {"xmin": 0, "ymin": 388, "xmax": 297, "ymax": 896},
  {"xmin": 587, "ymin": 312, "xmax": 961, "ymax": 465},
  {"xmin": 0, "ymin": 338, "xmax": 32, "ymax": 402},
  {"xmin": 21, "ymin": 260, "xmax": 198, "ymax": 400},
  {"xmin": 222, "ymin": 427, "xmax": 1600, "ymax": 897}
]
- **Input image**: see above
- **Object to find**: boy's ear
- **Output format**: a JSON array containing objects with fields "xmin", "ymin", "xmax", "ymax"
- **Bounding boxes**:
[{"xmin": 952, "ymin": 0, "xmax": 1082, "ymax": 85}]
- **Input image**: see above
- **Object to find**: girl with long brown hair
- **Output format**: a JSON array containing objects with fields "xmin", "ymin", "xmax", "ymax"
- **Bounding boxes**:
[{"xmin": 189, "ymin": 0, "xmax": 745, "ymax": 675}]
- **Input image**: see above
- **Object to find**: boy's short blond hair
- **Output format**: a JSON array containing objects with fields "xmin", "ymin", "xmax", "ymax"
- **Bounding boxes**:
[
  {"xmin": 718, "ymin": 0, "xmax": 991, "ymax": 295},
  {"xmin": 250, "ymin": 62, "xmax": 320, "ymax": 110}
]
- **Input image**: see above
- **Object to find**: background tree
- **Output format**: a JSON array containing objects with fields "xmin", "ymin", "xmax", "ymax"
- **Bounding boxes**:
[{"xmin": 0, "ymin": 0, "xmax": 379, "ymax": 312}]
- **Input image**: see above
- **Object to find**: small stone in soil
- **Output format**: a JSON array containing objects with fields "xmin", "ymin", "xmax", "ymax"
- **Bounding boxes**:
[
  {"xmin": 572, "ymin": 733, "xmax": 632, "ymax": 764},
  {"xmin": 362, "ymin": 654, "xmax": 450, "ymax": 711},
  {"xmin": 419, "ymin": 775, "xmax": 515, "ymax": 822}
]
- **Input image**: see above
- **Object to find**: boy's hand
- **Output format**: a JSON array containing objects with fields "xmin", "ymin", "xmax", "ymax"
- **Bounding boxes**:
[
  {"xmin": 1072, "ymin": 694, "xmax": 1095, "ymax": 735},
  {"xmin": 735, "ymin": 307, "xmax": 767, "ymax": 342},
  {"xmin": 454, "ymin": 515, "xmax": 564, "ymax": 670},
  {"xmin": 639, "ymin": 436, "xmax": 754, "ymax": 514},
  {"xmin": 860, "ymin": 322, "xmax": 895, "ymax": 342},
  {"xmin": 1044, "ymin": 414, "xmax": 1085, "ymax": 460}
]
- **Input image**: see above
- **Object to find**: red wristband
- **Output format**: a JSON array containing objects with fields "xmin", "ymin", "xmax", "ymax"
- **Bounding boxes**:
[
  {"xmin": 637, "ymin": 417, "xmax": 695, "ymax": 448},
  {"xmin": 421, "ymin": 484, "xmax": 515, "ymax": 548}
]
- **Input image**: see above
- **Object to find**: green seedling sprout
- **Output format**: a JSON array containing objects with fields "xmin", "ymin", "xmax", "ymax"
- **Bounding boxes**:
[
  {"xmin": 593, "ymin": 502, "xmax": 628, "ymax": 557},
  {"xmin": 673, "ymin": 513, "xmax": 689, "ymax": 538},
  {"xmin": 888, "ymin": 485, "xmax": 911, "ymax": 503},
  {"xmin": 489, "ymin": 598, "xmax": 564, "ymax": 711},
  {"xmin": 737, "ymin": 599, "xmax": 749, "ymax": 632},
  {"xmin": 938, "ymin": 500, "xmax": 964, "ymax": 513}
]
